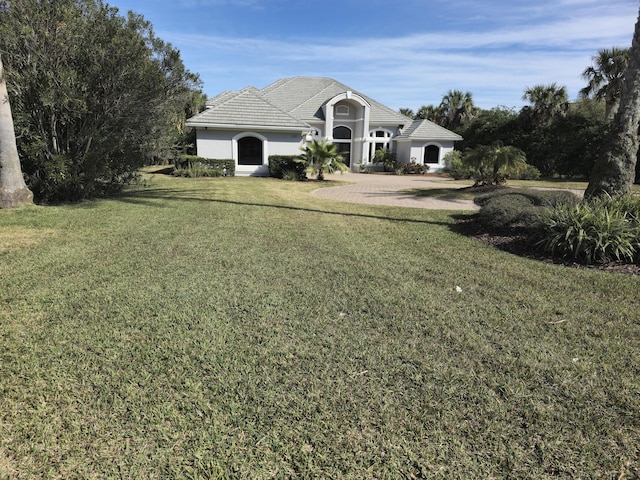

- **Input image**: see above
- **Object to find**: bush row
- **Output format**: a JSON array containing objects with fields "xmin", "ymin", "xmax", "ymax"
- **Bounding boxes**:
[{"xmin": 173, "ymin": 156, "xmax": 235, "ymax": 177}]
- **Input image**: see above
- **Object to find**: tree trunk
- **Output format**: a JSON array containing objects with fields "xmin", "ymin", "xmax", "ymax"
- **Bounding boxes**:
[
  {"xmin": 0, "ymin": 54, "xmax": 33, "ymax": 208},
  {"xmin": 585, "ymin": 8, "xmax": 640, "ymax": 199}
]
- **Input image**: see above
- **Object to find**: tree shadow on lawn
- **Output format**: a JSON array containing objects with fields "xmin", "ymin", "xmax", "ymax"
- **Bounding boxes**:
[{"xmin": 115, "ymin": 187, "xmax": 458, "ymax": 228}]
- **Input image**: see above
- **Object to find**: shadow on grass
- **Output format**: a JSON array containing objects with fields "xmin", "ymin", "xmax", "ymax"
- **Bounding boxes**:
[
  {"xmin": 399, "ymin": 187, "xmax": 479, "ymax": 200},
  {"xmin": 115, "ymin": 187, "xmax": 466, "ymax": 227}
]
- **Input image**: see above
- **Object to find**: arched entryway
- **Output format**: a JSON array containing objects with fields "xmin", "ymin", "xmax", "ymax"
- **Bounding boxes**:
[{"xmin": 238, "ymin": 136, "xmax": 263, "ymax": 165}]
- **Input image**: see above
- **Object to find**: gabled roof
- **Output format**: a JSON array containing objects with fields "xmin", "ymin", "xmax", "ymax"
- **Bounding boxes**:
[
  {"xmin": 187, "ymin": 87, "xmax": 310, "ymax": 131},
  {"xmin": 189, "ymin": 77, "xmax": 412, "ymax": 130},
  {"xmin": 396, "ymin": 119, "xmax": 463, "ymax": 141},
  {"xmin": 261, "ymin": 77, "xmax": 411, "ymax": 125}
]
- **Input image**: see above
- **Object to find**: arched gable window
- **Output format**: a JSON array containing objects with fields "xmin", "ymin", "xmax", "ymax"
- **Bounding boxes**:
[{"xmin": 335, "ymin": 105, "xmax": 350, "ymax": 116}]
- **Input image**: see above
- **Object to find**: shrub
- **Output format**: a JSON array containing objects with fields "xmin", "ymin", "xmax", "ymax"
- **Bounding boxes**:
[
  {"xmin": 474, "ymin": 189, "xmax": 578, "ymax": 208},
  {"xmin": 399, "ymin": 162, "xmax": 429, "ymax": 175},
  {"xmin": 268, "ymin": 155, "xmax": 307, "ymax": 180},
  {"xmin": 475, "ymin": 189, "xmax": 579, "ymax": 233},
  {"xmin": 281, "ymin": 170, "xmax": 299, "ymax": 181},
  {"xmin": 535, "ymin": 194, "xmax": 640, "ymax": 264},
  {"xmin": 512, "ymin": 164, "xmax": 541, "ymax": 180},
  {"xmin": 372, "ymin": 150, "xmax": 398, "ymax": 172},
  {"xmin": 174, "ymin": 156, "xmax": 235, "ymax": 177},
  {"xmin": 443, "ymin": 150, "xmax": 475, "ymax": 180}
]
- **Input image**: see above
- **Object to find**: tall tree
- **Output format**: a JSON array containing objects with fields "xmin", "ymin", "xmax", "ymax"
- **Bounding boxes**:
[
  {"xmin": 0, "ymin": 0, "xmax": 202, "ymax": 202},
  {"xmin": 585, "ymin": 9, "xmax": 640, "ymax": 198},
  {"xmin": 399, "ymin": 108, "xmax": 415, "ymax": 119},
  {"xmin": 0, "ymin": 53, "xmax": 33, "ymax": 208},
  {"xmin": 438, "ymin": 90, "xmax": 476, "ymax": 130},
  {"xmin": 415, "ymin": 104, "xmax": 439, "ymax": 122},
  {"xmin": 521, "ymin": 83, "xmax": 569, "ymax": 126},
  {"xmin": 580, "ymin": 47, "xmax": 630, "ymax": 120}
]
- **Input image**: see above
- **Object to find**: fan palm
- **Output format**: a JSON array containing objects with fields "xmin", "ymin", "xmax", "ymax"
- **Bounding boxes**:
[
  {"xmin": 298, "ymin": 139, "xmax": 348, "ymax": 181},
  {"xmin": 522, "ymin": 83, "xmax": 568, "ymax": 125},
  {"xmin": 438, "ymin": 90, "xmax": 476, "ymax": 129}
]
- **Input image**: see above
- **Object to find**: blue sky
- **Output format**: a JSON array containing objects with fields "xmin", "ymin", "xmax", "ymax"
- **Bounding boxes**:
[{"xmin": 111, "ymin": 0, "xmax": 638, "ymax": 111}]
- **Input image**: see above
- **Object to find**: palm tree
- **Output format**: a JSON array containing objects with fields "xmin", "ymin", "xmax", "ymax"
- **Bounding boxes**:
[
  {"xmin": 580, "ymin": 47, "xmax": 630, "ymax": 120},
  {"xmin": 438, "ymin": 90, "xmax": 476, "ymax": 130},
  {"xmin": 585, "ymin": 9, "xmax": 640, "ymax": 198},
  {"xmin": 298, "ymin": 139, "xmax": 348, "ymax": 181},
  {"xmin": 415, "ymin": 104, "xmax": 439, "ymax": 122},
  {"xmin": 399, "ymin": 108, "xmax": 415, "ymax": 119},
  {"xmin": 0, "ymin": 53, "xmax": 33, "ymax": 208},
  {"xmin": 522, "ymin": 83, "xmax": 568, "ymax": 125},
  {"xmin": 463, "ymin": 142, "xmax": 527, "ymax": 186}
]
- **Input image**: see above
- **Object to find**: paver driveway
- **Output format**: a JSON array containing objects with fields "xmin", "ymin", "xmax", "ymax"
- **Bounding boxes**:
[{"xmin": 312, "ymin": 173, "xmax": 479, "ymax": 210}]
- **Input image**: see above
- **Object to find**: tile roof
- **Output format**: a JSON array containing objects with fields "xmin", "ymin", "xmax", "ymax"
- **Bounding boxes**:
[
  {"xmin": 190, "ymin": 77, "xmax": 412, "ymax": 129},
  {"xmin": 187, "ymin": 87, "xmax": 309, "ymax": 130},
  {"xmin": 262, "ymin": 77, "xmax": 411, "ymax": 125},
  {"xmin": 396, "ymin": 119, "xmax": 463, "ymax": 141}
]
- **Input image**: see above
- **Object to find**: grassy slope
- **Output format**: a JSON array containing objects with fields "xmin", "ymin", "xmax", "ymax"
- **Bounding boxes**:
[{"xmin": 0, "ymin": 174, "xmax": 638, "ymax": 479}]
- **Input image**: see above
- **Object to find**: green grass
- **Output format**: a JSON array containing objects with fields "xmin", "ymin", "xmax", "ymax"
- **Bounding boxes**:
[{"xmin": 1, "ymin": 173, "xmax": 639, "ymax": 479}]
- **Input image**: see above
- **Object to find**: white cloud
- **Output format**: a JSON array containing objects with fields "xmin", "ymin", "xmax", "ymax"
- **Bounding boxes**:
[{"xmin": 163, "ymin": 0, "xmax": 637, "ymax": 109}]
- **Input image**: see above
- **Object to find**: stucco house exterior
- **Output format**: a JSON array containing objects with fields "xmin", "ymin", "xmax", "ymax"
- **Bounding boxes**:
[{"xmin": 186, "ymin": 77, "xmax": 462, "ymax": 176}]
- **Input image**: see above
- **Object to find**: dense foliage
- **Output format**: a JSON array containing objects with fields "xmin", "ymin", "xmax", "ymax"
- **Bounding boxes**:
[
  {"xmin": 0, "ymin": 0, "xmax": 202, "ymax": 202},
  {"xmin": 535, "ymin": 194, "xmax": 640, "ymax": 264},
  {"xmin": 268, "ymin": 155, "xmax": 307, "ymax": 180},
  {"xmin": 474, "ymin": 190, "xmax": 579, "ymax": 233}
]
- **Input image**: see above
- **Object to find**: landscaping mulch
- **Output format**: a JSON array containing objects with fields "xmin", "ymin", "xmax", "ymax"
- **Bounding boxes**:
[{"xmin": 453, "ymin": 215, "xmax": 640, "ymax": 276}]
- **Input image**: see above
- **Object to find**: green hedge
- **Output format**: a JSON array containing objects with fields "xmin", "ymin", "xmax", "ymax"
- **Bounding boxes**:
[
  {"xmin": 268, "ymin": 155, "xmax": 307, "ymax": 180},
  {"xmin": 475, "ymin": 189, "xmax": 579, "ymax": 233},
  {"xmin": 174, "ymin": 155, "xmax": 235, "ymax": 177}
]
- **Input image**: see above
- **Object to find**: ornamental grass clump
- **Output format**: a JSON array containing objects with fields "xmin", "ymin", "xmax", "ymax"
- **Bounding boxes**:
[{"xmin": 535, "ymin": 194, "xmax": 640, "ymax": 264}]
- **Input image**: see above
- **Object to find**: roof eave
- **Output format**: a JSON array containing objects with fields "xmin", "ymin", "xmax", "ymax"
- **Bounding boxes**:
[{"xmin": 186, "ymin": 122, "xmax": 310, "ymax": 132}]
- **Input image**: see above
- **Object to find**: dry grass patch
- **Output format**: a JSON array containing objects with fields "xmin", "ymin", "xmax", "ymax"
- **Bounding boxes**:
[{"xmin": 0, "ymin": 226, "xmax": 56, "ymax": 253}]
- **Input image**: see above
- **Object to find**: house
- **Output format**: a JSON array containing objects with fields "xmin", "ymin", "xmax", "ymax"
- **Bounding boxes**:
[{"xmin": 185, "ymin": 77, "xmax": 462, "ymax": 176}]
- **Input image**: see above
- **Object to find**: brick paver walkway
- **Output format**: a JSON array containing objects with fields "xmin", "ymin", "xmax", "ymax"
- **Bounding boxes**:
[{"xmin": 312, "ymin": 173, "xmax": 479, "ymax": 210}]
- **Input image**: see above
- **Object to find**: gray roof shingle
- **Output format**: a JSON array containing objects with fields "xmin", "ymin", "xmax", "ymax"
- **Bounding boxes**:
[
  {"xmin": 188, "ymin": 77, "xmax": 450, "ymax": 136},
  {"xmin": 187, "ymin": 87, "xmax": 309, "ymax": 130},
  {"xmin": 396, "ymin": 119, "xmax": 463, "ymax": 141}
]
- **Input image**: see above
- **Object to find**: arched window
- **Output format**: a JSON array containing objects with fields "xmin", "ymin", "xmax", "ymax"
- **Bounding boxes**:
[
  {"xmin": 335, "ymin": 105, "xmax": 350, "ymax": 116},
  {"xmin": 332, "ymin": 126, "xmax": 352, "ymax": 167},
  {"xmin": 238, "ymin": 136, "xmax": 263, "ymax": 165},
  {"xmin": 333, "ymin": 126, "xmax": 352, "ymax": 140},
  {"xmin": 424, "ymin": 145, "xmax": 440, "ymax": 164}
]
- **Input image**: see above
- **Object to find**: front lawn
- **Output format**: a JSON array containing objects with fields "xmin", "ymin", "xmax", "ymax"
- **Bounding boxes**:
[{"xmin": 1, "ymin": 174, "xmax": 638, "ymax": 478}]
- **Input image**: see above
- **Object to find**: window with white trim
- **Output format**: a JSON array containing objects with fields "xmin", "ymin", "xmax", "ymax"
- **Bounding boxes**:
[{"xmin": 369, "ymin": 128, "xmax": 393, "ymax": 162}]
